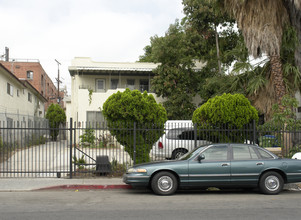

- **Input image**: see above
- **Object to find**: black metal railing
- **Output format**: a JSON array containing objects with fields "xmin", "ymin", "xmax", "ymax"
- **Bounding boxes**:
[{"xmin": 1, "ymin": 118, "xmax": 301, "ymax": 178}]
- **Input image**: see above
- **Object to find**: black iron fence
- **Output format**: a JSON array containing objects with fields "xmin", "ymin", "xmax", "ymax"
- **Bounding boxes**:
[{"xmin": 1, "ymin": 119, "xmax": 301, "ymax": 178}]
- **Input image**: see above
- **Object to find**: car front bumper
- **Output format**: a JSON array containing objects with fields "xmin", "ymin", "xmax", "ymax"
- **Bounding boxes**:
[{"xmin": 123, "ymin": 173, "xmax": 150, "ymax": 186}]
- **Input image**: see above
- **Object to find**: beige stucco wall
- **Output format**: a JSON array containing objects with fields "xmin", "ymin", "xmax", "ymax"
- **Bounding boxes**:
[
  {"xmin": 69, "ymin": 74, "xmax": 165, "ymax": 122},
  {"xmin": 0, "ymin": 67, "xmax": 45, "ymax": 120},
  {"xmin": 67, "ymin": 57, "xmax": 204, "ymax": 123}
]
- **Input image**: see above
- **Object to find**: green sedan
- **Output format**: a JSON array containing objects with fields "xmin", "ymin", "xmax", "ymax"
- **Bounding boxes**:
[{"xmin": 123, "ymin": 143, "xmax": 301, "ymax": 195}]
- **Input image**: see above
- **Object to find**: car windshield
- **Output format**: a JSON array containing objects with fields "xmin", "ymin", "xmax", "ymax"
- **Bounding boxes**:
[{"xmin": 178, "ymin": 145, "xmax": 207, "ymax": 160}]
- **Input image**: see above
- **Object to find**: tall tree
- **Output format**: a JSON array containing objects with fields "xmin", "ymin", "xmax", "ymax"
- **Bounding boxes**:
[
  {"xmin": 182, "ymin": 0, "xmax": 237, "ymax": 74},
  {"xmin": 140, "ymin": 21, "xmax": 201, "ymax": 119},
  {"xmin": 283, "ymin": 0, "xmax": 301, "ymax": 71},
  {"xmin": 222, "ymin": 0, "xmax": 295, "ymax": 108}
]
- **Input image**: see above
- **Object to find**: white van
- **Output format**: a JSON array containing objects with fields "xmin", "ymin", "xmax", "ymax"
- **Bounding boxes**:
[{"xmin": 150, "ymin": 120, "xmax": 210, "ymax": 160}]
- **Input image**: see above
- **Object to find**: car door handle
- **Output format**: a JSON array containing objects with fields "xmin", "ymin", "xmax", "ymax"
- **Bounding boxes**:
[
  {"xmin": 256, "ymin": 162, "xmax": 264, "ymax": 166},
  {"xmin": 221, "ymin": 163, "xmax": 230, "ymax": 167}
]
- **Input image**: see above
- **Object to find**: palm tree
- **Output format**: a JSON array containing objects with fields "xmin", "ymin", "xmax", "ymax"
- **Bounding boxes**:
[
  {"xmin": 284, "ymin": 0, "xmax": 301, "ymax": 70},
  {"xmin": 223, "ymin": 0, "xmax": 293, "ymax": 108}
]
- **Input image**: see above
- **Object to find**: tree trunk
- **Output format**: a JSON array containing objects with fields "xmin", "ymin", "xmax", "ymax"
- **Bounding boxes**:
[
  {"xmin": 270, "ymin": 55, "xmax": 286, "ymax": 108},
  {"xmin": 215, "ymin": 24, "xmax": 222, "ymax": 75}
]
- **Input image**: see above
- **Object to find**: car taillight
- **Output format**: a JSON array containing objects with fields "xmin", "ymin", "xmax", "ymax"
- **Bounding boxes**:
[{"xmin": 158, "ymin": 141, "xmax": 163, "ymax": 149}]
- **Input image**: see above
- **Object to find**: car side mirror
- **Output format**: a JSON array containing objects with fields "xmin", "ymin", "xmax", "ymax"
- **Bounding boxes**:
[{"xmin": 198, "ymin": 154, "xmax": 205, "ymax": 162}]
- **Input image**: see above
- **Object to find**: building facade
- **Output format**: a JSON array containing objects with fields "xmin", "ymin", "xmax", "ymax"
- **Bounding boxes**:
[
  {"xmin": 0, "ymin": 63, "xmax": 47, "ymax": 121},
  {"xmin": 67, "ymin": 57, "xmax": 203, "ymax": 123},
  {"xmin": 0, "ymin": 59, "xmax": 62, "ymax": 112}
]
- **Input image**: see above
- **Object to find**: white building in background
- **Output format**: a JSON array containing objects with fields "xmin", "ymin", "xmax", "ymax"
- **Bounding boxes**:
[
  {"xmin": 67, "ymin": 57, "xmax": 204, "ymax": 123},
  {"xmin": 0, "ymin": 63, "xmax": 47, "ymax": 124}
]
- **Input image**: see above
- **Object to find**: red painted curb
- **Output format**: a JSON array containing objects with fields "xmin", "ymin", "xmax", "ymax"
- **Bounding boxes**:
[{"xmin": 37, "ymin": 184, "xmax": 132, "ymax": 191}]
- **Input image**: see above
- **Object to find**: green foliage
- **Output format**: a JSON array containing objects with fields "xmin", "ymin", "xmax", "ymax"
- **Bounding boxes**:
[
  {"xmin": 139, "ymin": 1, "xmax": 243, "ymax": 118},
  {"xmin": 27, "ymin": 134, "xmax": 46, "ymax": 147},
  {"xmin": 0, "ymin": 136, "xmax": 3, "ymax": 150},
  {"xmin": 88, "ymin": 89, "xmax": 93, "ymax": 105},
  {"xmin": 72, "ymin": 155, "xmax": 86, "ymax": 170},
  {"xmin": 102, "ymin": 89, "xmax": 167, "ymax": 164},
  {"xmin": 110, "ymin": 158, "xmax": 127, "ymax": 176},
  {"xmin": 193, "ymin": 93, "xmax": 258, "ymax": 142},
  {"xmin": 258, "ymin": 95, "xmax": 301, "ymax": 153},
  {"xmin": 182, "ymin": 0, "xmax": 238, "ymax": 66},
  {"xmin": 259, "ymin": 95, "xmax": 301, "ymax": 131},
  {"xmin": 193, "ymin": 93, "xmax": 258, "ymax": 127},
  {"xmin": 79, "ymin": 128, "xmax": 95, "ymax": 146},
  {"xmin": 148, "ymin": 21, "xmax": 200, "ymax": 119},
  {"xmin": 45, "ymin": 104, "xmax": 66, "ymax": 141},
  {"xmin": 281, "ymin": 25, "xmax": 301, "ymax": 94}
]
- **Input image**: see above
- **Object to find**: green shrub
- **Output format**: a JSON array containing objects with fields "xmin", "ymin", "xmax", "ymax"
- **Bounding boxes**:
[
  {"xmin": 193, "ymin": 93, "xmax": 258, "ymax": 142},
  {"xmin": 80, "ymin": 128, "xmax": 96, "ymax": 146},
  {"xmin": 45, "ymin": 104, "xmax": 66, "ymax": 141},
  {"xmin": 72, "ymin": 155, "xmax": 86, "ymax": 170},
  {"xmin": 102, "ymin": 89, "xmax": 167, "ymax": 164}
]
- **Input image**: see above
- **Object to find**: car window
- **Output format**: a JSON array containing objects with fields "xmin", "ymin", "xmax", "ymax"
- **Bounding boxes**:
[
  {"xmin": 202, "ymin": 145, "xmax": 228, "ymax": 161},
  {"xmin": 232, "ymin": 145, "xmax": 259, "ymax": 160},
  {"xmin": 166, "ymin": 128, "xmax": 193, "ymax": 140},
  {"xmin": 257, "ymin": 148, "xmax": 274, "ymax": 159}
]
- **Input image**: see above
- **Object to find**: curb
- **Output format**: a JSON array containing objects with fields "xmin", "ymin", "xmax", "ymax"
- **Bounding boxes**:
[{"xmin": 35, "ymin": 184, "xmax": 132, "ymax": 191}]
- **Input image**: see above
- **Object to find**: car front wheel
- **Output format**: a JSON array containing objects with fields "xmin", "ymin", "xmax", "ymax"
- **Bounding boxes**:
[
  {"xmin": 259, "ymin": 171, "xmax": 284, "ymax": 195},
  {"xmin": 151, "ymin": 171, "xmax": 178, "ymax": 195}
]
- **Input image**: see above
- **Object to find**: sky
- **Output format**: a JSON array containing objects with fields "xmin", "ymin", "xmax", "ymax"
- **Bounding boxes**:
[{"xmin": 0, "ymin": 0, "xmax": 184, "ymax": 94}]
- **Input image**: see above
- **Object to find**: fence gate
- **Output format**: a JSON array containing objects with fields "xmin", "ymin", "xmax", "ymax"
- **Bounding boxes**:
[{"xmin": 0, "ymin": 119, "xmax": 71, "ymax": 178}]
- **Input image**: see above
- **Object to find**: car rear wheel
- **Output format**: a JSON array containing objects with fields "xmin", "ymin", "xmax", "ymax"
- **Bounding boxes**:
[
  {"xmin": 259, "ymin": 171, "xmax": 284, "ymax": 195},
  {"xmin": 151, "ymin": 171, "xmax": 178, "ymax": 195},
  {"xmin": 171, "ymin": 149, "xmax": 188, "ymax": 160}
]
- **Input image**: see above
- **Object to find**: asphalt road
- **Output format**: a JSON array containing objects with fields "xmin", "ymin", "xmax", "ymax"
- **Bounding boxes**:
[{"xmin": 0, "ymin": 189, "xmax": 301, "ymax": 220}]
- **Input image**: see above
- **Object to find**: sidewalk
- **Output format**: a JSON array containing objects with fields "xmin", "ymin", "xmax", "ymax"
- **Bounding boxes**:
[
  {"xmin": 0, "ymin": 177, "xmax": 300, "ymax": 192},
  {"xmin": 0, "ymin": 177, "xmax": 131, "ymax": 192}
]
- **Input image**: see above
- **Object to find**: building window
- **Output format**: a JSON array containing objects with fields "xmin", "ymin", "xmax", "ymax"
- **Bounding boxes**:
[
  {"xmin": 111, "ymin": 79, "xmax": 119, "ymax": 89},
  {"xmin": 17, "ymin": 89, "xmax": 20, "ymax": 97},
  {"xmin": 127, "ymin": 79, "xmax": 135, "ymax": 90},
  {"xmin": 298, "ymin": 107, "xmax": 301, "ymax": 113},
  {"xmin": 27, "ymin": 71, "xmax": 33, "ymax": 80},
  {"xmin": 7, "ymin": 117, "xmax": 13, "ymax": 128},
  {"xmin": 86, "ymin": 111, "xmax": 105, "ymax": 125},
  {"xmin": 96, "ymin": 79, "xmax": 105, "ymax": 92},
  {"xmin": 28, "ymin": 92, "xmax": 32, "ymax": 102},
  {"xmin": 139, "ymin": 80, "xmax": 149, "ymax": 92},
  {"xmin": 7, "ymin": 83, "xmax": 13, "ymax": 96},
  {"xmin": 41, "ymin": 75, "xmax": 45, "ymax": 92}
]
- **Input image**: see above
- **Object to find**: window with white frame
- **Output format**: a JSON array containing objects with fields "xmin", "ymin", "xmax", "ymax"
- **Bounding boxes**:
[
  {"xmin": 27, "ymin": 71, "xmax": 33, "ymax": 80},
  {"xmin": 96, "ymin": 79, "xmax": 105, "ymax": 92},
  {"xmin": 7, "ymin": 83, "xmax": 13, "ymax": 96},
  {"xmin": 127, "ymin": 79, "xmax": 135, "ymax": 90},
  {"xmin": 111, "ymin": 79, "xmax": 119, "ymax": 89}
]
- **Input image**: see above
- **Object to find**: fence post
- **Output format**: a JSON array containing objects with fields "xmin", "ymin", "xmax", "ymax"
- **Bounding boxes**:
[
  {"xmin": 69, "ymin": 118, "xmax": 73, "ymax": 179},
  {"xmin": 194, "ymin": 123, "xmax": 197, "ymax": 149},
  {"xmin": 133, "ymin": 122, "xmax": 136, "ymax": 165},
  {"xmin": 253, "ymin": 119, "xmax": 257, "ymax": 145}
]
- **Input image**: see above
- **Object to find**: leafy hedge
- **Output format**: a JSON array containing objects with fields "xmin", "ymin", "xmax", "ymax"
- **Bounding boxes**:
[
  {"xmin": 192, "ymin": 93, "xmax": 258, "ymax": 142},
  {"xmin": 102, "ymin": 89, "xmax": 167, "ymax": 164}
]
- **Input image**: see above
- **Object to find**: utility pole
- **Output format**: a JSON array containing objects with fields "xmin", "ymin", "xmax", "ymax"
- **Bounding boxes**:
[{"xmin": 55, "ymin": 59, "xmax": 62, "ymax": 104}]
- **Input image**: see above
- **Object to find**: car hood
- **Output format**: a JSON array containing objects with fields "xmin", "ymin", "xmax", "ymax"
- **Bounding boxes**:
[{"xmin": 132, "ymin": 160, "xmax": 185, "ymax": 168}]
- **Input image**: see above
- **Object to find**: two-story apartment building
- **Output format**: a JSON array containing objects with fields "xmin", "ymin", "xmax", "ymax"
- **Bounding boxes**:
[
  {"xmin": 67, "ymin": 57, "xmax": 204, "ymax": 123},
  {"xmin": 0, "ymin": 57, "xmax": 63, "ymax": 112},
  {"xmin": 0, "ymin": 63, "xmax": 47, "ymax": 122}
]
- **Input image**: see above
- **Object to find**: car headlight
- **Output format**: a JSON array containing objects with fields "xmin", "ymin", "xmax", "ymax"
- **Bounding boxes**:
[{"xmin": 127, "ymin": 168, "xmax": 147, "ymax": 173}]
